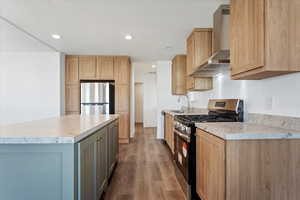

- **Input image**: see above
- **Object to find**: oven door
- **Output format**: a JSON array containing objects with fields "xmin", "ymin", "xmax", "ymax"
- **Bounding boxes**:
[{"xmin": 174, "ymin": 130, "xmax": 190, "ymax": 181}]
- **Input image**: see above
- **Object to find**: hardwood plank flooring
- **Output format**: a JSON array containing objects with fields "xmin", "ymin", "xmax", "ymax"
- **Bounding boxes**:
[{"xmin": 103, "ymin": 124, "xmax": 186, "ymax": 200}]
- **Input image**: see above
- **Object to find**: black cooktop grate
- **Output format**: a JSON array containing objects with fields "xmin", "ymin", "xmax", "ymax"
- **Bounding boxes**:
[{"xmin": 175, "ymin": 114, "xmax": 237, "ymax": 126}]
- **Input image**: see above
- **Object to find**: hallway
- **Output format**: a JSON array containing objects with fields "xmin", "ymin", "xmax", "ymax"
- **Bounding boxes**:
[{"xmin": 103, "ymin": 124, "xmax": 186, "ymax": 200}]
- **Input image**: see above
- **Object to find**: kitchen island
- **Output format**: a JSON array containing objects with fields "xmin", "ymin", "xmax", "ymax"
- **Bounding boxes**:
[{"xmin": 0, "ymin": 114, "xmax": 119, "ymax": 200}]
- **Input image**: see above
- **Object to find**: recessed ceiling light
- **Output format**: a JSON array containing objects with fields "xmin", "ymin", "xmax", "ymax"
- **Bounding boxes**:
[
  {"xmin": 152, "ymin": 64, "xmax": 156, "ymax": 68},
  {"xmin": 125, "ymin": 34, "xmax": 133, "ymax": 40},
  {"xmin": 51, "ymin": 34, "xmax": 61, "ymax": 39}
]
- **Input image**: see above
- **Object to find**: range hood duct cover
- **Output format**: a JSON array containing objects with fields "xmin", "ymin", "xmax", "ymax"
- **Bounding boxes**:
[{"xmin": 193, "ymin": 5, "xmax": 230, "ymax": 77}]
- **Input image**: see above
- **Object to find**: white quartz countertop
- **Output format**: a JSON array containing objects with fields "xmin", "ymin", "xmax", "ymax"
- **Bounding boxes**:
[
  {"xmin": 196, "ymin": 122, "xmax": 300, "ymax": 140},
  {"xmin": 163, "ymin": 109, "xmax": 208, "ymax": 116},
  {"xmin": 0, "ymin": 114, "xmax": 119, "ymax": 144}
]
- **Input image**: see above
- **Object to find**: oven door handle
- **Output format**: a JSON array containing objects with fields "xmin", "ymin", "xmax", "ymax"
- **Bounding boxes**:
[{"xmin": 175, "ymin": 130, "xmax": 190, "ymax": 143}]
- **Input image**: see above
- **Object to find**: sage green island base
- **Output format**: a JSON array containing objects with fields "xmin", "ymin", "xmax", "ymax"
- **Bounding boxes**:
[{"xmin": 0, "ymin": 115, "xmax": 119, "ymax": 200}]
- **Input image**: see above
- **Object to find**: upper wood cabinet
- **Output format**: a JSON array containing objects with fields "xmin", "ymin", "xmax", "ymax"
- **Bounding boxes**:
[
  {"xmin": 172, "ymin": 55, "xmax": 187, "ymax": 95},
  {"xmin": 186, "ymin": 28, "xmax": 213, "ymax": 75},
  {"xmin": 186, "ymin": 76, "xmax": 213, "ymax": 91},
  {"xmin": 114, "ymin": 56, "xmax": 131, "ymax": 84},
  {"xmin": 96, "ymin": 56, "xmax": 114, "ymax": 80},
  {"xmin": 79, "ymin": 56, "xmax": 97, "ymax": 80},
  {"xmin": 230, "ymin": 0, "xmax": 300, "ymax": 80},
  {"xmin": 65, "ymin": 56, "xmax": 79, "ymax": 84}
]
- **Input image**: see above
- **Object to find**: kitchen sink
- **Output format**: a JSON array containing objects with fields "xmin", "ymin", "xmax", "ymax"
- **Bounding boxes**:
[{"xmin": 169, "ymin": 110, "xmax": 185, "ymax": 114}]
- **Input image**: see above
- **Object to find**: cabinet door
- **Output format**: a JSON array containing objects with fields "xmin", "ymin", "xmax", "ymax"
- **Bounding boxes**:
[
  {"xmin": 169, "ymin": 115, "xmax": 174, "ymax": 153},
  {"xmin": 186, "ymin": 76, "xmax": 194, "ymax": 91},
  {"xmin": 114, "ymin": 57, "xmax": 130, "ymax": 84},
  {"xmin": 194, "ymin": 30, "xmax": 212, "ymax": 70},
  {"xmin": 113, "ymin": 120, "xmax": 119, "ymax": 161},
  {"xmin": 196, "ymin": 130, "xmax": 225, "ymax": 200},
  {"xmin": 186, "ymin": 36, "xmax": 194, "ymax": 76},
  {"xmin": 65, "ymin": 56, "xmax": 79, "ymax": 84},
  {"xmin": 96, "ymin": 56, "xmax": 114, "ymax": 80},
  {"xmin": 96, "ymin": 128, "xmax": 108, "ymax": 199},
  {"xmin": 65, "ymin": 84, "xmax": 80, "ymax": 112},
  {"xmin": 115, "ymin": 84, "xmax": 130, "ymax": 112},
  {"xmin": 79, "ymin": 56, "xmax": 97, "ymax": 80},
  {"xmin": 118, "ymin": 112, "xmax": 129, "ymax": 141},
  {"xmin": 108, "ymin": 123, "xmax": 115, "ymax": 176},
  {"xmin": 165, "ymin": 114, "xmax": 174, "ymax": 153},
  {"xmin": 165, "ymin": 114, "xmax": 170, "ymax": 148},
  {"xmin": 78, "ymin": 135, "xmax": 97, "ymax": 200},
  {"xmin": 230, "ymin": 0, "xmax": 265, "ymax": 76},
  {"xmin": 172, "ymin": 55, "xmax": 187, "ymax": 95}
]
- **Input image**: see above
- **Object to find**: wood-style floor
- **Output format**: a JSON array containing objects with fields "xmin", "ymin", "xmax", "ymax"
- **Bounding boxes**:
[{"xmin": 103, "ymin": 123, "xmax": 186, "ymax": 200}]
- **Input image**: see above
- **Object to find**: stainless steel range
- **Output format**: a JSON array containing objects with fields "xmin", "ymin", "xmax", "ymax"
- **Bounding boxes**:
[{"xmin": 173, "ymin": 99, "xmax": 244, "ymax": 200}]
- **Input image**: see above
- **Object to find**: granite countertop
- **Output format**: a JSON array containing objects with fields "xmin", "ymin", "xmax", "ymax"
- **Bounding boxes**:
[
  {"xmin": 196, "ymin": 122, "xmax": 300, "ymax": 140},
  {"xmin": 163, "ymin": 109, "xmax": 208, "ymax": 116},
  {"xmin": 0, "ymin": 114, "xmax": 119, "ymax": 144}
]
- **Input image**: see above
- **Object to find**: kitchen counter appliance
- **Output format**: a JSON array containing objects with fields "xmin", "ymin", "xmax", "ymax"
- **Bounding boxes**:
[{"xmin": 173, "ymin": 99, "xmax": 243, "ymax": 200}]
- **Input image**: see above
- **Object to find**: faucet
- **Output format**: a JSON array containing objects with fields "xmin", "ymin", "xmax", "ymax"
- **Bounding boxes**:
[
  {"xmin": 185, "ymin": 94, "xmax": 191, "ymax": 111},
  {"xmin": 180, "ymin": 95, "xmax": 191, "ymax": 112}
]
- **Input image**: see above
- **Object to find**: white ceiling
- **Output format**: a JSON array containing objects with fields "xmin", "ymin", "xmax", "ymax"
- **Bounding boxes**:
[
  {"xmin": 0, "ymin": 0, "xmax": 228, "ymax": 61},
  {"xmin": 0, "ymin": 17, "xmax": 55, "ymax": 52}
]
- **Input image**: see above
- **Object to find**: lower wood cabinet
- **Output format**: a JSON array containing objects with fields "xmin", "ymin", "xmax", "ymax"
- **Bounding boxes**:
[
  {"xmin": 118, "ymin": 112, "xmax": 130, "ymax": 143},
  {"xmin": 197, "ymin": 130, "xmax": 225, "ymax": 200},
  {"xmin": 172, "ymin": 55, "xmax": 187, "ymax": 95},
  {"xmin": 164, "ymin": 113, "xmax": 174, "ymax": 153},
  {"xmin": 78, "ymin": 120, "xmax": 119, "ymax": 200},
  {"xmin": 196, "ymin": 128, "xmax": 300, "ymax": 200}
]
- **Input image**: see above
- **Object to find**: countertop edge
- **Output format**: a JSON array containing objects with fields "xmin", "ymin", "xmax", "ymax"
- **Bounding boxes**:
[
  {"xmin": 196, "ymin": 123, "xmax": 300, "ymax": 140},
  {"xmin": 0, "ymin": 116, "xmax": 119, "ymax": 144},
  {"xmin": 74, "ymin": 117, "xmax": 118, "ymax": 143}
]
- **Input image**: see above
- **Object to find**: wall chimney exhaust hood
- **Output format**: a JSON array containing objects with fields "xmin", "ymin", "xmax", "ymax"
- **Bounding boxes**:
[{"xmin": 192, "ymin": 5, "xmax": 230, "ymax": 77}]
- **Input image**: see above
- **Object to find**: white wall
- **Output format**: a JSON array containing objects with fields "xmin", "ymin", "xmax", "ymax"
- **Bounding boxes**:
[
  {"xmin": 0, "ymin": 52, "xmax": 62, "ymax": 125},
  {"xmin": 189, "ymin": 72, "xmax": 300, "ymax": 118},
  {"xmin": 133, "ymin": 62, "xmax": 158, "ymax": 129},
  {"xmin": 156, "ymin": 61, "xmax": 182, "ymax": 139},
  {"xmin": 0, "ymin": 17, "xmax": 62, "ymax": 125},
  {"xmin": 143, "ymin": 73, "xmax": 158, "ymax": 127}
]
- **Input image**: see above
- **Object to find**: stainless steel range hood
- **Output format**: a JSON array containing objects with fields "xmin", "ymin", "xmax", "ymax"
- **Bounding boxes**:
[{"xmin": 193, "ymin": 5, "xmax": 230, "ymax": 77}]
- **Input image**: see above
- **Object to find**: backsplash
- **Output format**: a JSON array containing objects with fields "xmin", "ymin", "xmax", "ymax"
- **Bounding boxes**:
[
  {"xmin": 248, "ymin": 113, "xmax": 300, "ymax": 131},
  {"xmin": 186, "ymin": 71, "xmax": 300, "ymax": 118}
]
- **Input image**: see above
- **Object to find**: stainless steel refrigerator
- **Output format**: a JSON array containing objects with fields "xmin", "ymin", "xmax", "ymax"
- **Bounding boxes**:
[{"xmin": 80, "ymin": 82, "xmax": 115, "ymax": 115}]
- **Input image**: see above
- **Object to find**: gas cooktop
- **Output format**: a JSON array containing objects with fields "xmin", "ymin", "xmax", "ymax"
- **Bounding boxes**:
[{"xmin": 175, "ymin": 114, "xmax": 238, "ymax": 126}]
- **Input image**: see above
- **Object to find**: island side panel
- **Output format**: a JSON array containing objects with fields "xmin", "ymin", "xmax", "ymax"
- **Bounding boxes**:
[
  {"xmin": 226, "ymin": 139, "xmax": 300, "ymax": 200},
  {"xmin": 0, "ymin": 144, "xmax": 75, "ymax": 200}
]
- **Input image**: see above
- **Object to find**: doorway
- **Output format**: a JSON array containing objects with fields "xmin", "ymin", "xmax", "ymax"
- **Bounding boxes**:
[{"xmin": 135, "ymin": 83, "xmax": 143, "ymax": 128}]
